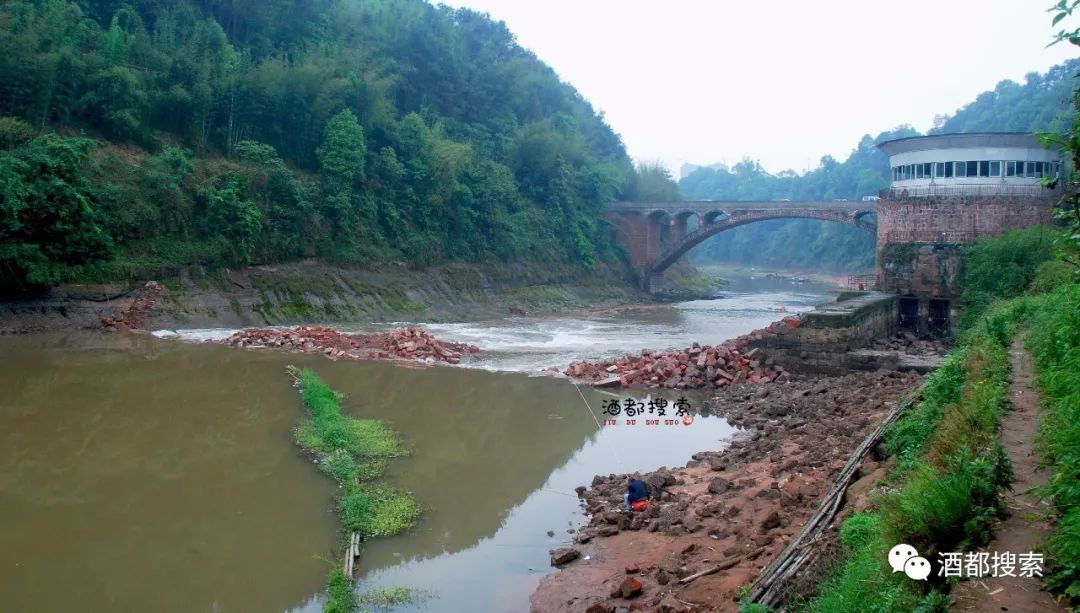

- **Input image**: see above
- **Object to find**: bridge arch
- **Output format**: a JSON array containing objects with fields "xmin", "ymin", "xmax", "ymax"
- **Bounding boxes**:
[
  {"xmin": 647, "ymin": 210, "xmax": 875, "ymax": 285},
  {"xmin": 602, "ymin": 200, "xmax": 878, "ymax": 291}
]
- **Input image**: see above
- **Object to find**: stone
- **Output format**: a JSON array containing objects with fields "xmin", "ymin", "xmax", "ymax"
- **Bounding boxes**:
[
  {"xmin": 612, "ymin": 577, "xmax": 643, "ymax": 599},
  {"xmin": 707, "ymin": 477, "xmax": 731, "ymax": 494},
  {"xmin": 585, "ymin": 604, "xmax": 615, "ymax": 613},
  {"xmin": 655, "ymin": 569, "xmax": 672, "ymax": 585},
  {"xmin": 599, "ymin": 525, "xmax": 620, "ymax": 537},
  {"xmin": 550, "ymin": 547, "xmax": 580, "ymax": 566},
  {"xmin": 682, "ymin": 514, "xmax": 703, "ymax": 533},
  {"xmin": 657, "ymin": 595, "xmax": 693, "ymax": 612},
  {"xmin": 760, "ymin": 510, "xmax": 781, "ymax": 531},
  {"xmin": 706, "ymin": 456, "xmax": 727, "ymax": 471}
]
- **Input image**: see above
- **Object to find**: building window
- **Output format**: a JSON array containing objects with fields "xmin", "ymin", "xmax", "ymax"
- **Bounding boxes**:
[
  {"xmin": 942, "ymin": 161, "xmax": 953, "ymax": 178},
  {"xmin": 1025, "ymin": 162, "xmax": 1035, "ymax": 177},
  {"xmin": 1006, "ymin": 161, "xmax": 1017, "ymax": 177},
  {"xmin": 955, "ymin": 161, "xmax": 967, "ymax": 178},
  {"xmin": 978, "ymin": 161, "xmax": 990, "ymax": 177},
  {"xmin": 923, "ymin": 162, "xmax": 932, "ymax": 177},
  {"xmin": 966, "ymin": 161, "xmax": 979, "ymax": 176},
  {"xmin": 989, "ymin": 161, "xmax": 1001, "ymax": 177}
]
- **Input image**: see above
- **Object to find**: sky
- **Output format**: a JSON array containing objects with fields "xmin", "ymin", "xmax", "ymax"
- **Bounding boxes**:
[{"xmin": 439, "ymin": 0, "xmax": 1077, "ymax": 176}]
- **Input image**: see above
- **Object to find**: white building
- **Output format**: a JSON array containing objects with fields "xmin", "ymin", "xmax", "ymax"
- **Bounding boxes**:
[{"xmin": 878, "ymin": 132, "xmax": 1062, "ymax": 198}]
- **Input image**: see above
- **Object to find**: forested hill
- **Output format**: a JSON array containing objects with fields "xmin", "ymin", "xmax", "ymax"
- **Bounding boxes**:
[
  {"xmin": 0, "ymin": 0, "xmax": 635, "ymax": 293},
  {"xmin": 931, "ymin": 58, "xmax": 1079, "ymax": 134},
  {"xmin": 680, "ymin": 58, "xmax": 1079, "ymax": 273}
]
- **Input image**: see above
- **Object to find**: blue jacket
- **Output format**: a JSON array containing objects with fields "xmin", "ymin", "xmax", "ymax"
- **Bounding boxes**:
[{"xmin": 627, "ymin": 479, "xmax": 648, "ymax": 502}]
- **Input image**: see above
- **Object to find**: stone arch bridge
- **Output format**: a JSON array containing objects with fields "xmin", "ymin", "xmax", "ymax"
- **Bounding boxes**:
[{"xmin": 603, "ymin": 201, "xmax": 877, "ymax": 291}]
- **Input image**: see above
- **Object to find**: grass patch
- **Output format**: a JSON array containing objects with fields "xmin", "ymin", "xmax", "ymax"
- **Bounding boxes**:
[
  {"xmin": 326, "ymin": 569, "xmax": 358, "ymax": 613},
  {"xmin": 341, "ymin": 485, "xmax": 420, "ymax": 537},
  {"xmin": 805, "ymin": 514, "xmax": 924, "ymax": 613},
  {"xmin": 884, "ymin": 350, "xmax": 966, "ymax": 473},
  {"xmin": 1023, "ymin": 283, "xmax": 1080, "ymax": 601},
  {"xmin": 290, "ymin": 367, "xmax": 420, "ymax": 612},
  {"xmin": 357, "ymin": 586, "xmax": 418, "ymax": 609},
  {"xmin": 803, "ymin": 316, "xmax": 1015, "ymax": 611}
]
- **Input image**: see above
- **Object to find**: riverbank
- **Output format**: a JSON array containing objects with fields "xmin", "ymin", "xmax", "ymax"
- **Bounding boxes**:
[
  {"xmin": 695, "ymin": 264, "xmax": 859, "ymax": 290},
  {"xmin": 531, "ymin": 371, "xmax": 923, "ymax": 612},
  {"xmin": 0, "ymin": 260, "xmax": 656, "ymax": 335}
]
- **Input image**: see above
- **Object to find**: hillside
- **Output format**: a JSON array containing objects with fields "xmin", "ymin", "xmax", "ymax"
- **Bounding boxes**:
[
  {"xmin": 681, "ymin": 57, "xmax": 1080, "ymax": 272},
  {"xmin": 0, "ymin": 0, "xmax": 635, "ymax": 294}
]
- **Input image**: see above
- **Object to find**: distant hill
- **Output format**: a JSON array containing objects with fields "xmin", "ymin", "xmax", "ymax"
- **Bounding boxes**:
[{"xmin": 680, "ymin": 58, "xmax": 1079, "ymax": 272}]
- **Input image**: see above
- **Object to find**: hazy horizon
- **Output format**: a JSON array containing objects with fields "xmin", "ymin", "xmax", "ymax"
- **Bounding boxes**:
[{"xmin": 442, "ymin": 0, "xmax": 1078, "ymax": 175}]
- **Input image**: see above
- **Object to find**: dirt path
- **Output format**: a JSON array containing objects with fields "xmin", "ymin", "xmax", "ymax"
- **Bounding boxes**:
[{"xmin": 951, "ymin": 337, "xmax": 1064, "ymax": 612}]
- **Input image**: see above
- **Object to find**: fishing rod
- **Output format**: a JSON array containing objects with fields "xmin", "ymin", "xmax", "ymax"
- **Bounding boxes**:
[{"xmin": 571, "ymin": 379, "xmax": 624, "ymax": 468}]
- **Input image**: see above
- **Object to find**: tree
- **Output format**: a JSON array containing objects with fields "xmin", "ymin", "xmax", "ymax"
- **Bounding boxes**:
[
  {"xmin": 0, "ymin": 134, "xmax": 112, "ymax": 290},
  {"xmin": 1045, "ymin": 1, "xmax": 1080, "ymax": 273},
  {"xmin": 317, "ymin": 108, "xmax": 366, "ymax": 183},
  {"xmin": 625, "ymin": 161, "xmax": 680, "ymax": 202}
]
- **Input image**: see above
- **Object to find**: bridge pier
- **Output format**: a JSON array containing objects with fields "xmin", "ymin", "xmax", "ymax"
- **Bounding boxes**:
[
  {"xmin": 642, "ymin": 272, "xmax": 665, "ymax": 293},
  {"xmin": 604, "ymin": 201, "xmax": 877, "ymax": 294}
]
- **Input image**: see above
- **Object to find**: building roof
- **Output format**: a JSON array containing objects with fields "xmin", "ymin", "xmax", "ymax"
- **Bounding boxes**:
[{"xmin": 877, "ymin": 132, "xmax": 1042, "ymax": 156}]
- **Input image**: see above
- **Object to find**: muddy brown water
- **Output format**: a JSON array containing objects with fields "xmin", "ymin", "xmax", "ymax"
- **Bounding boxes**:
[{"xmin": 0, "ymin": 278, "xmax": 834, "ymax": 612}]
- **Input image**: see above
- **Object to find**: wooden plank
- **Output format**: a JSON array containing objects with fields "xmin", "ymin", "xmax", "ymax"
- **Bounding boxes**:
[
  {"xmin": 746, "ymin": 394, "xmax": 917, "ymax": 608},
  {"xmin": 678, "ymin": 554, "xmax": 744, "ymax": 584}
]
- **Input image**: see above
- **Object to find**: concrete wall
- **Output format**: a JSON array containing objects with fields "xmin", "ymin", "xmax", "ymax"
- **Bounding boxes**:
[{"xmin": 744, "ymin": 293, "xmax": 899, "ymax": 375}]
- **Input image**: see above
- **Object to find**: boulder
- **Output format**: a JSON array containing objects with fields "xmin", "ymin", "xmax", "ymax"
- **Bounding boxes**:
[
  {"xmin": 707, "ymin": 477, "xmax": 731, "ymax": 495},
  {"xmin": 550, "ymin": 547, "xmax": 580, "ymax": 566},
  {"xmin": 761, "ymin": 510, "xmax": 781, "ymax": 531},
  {"xmin": 611, "ymin": 577, "xmax": 643, "ymax": 599}
]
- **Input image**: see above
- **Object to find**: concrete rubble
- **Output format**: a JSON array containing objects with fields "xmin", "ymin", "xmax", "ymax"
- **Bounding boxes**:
[
  {"xmin": 563, "ymin": 317, "xmax": 804, "ymax": 390},
  {"xmin": 218, "ymin": 325, "xmax": 479, "ymax": 364}
]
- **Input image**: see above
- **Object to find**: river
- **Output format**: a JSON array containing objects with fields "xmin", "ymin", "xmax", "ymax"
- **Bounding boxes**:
[{"xmin": 0, "ymin": 275, "xmax": 834, "ymax": 612}]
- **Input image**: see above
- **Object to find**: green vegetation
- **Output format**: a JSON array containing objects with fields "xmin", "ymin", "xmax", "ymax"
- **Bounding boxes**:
[
  {"xmin": 804, "ymin": 187, "xmax": 1080, "ymax": 609},
  {"xmin": 930, "ymin": 58, "xmax": 1079, "ymax": 135},
  {"xmin": 805, "ymin": 317, "xmax": 1014, "ymax": 612},
  {"xmin": 0, "ymin": 0, "xmax": 661, "ymax": 293},
  {"xmin": 326, "ymin": 568, "xmax": 358, "ymax": 613},
  {"xmin": 1024, "ymin": 285, "xmax": 1080, "ymax": 599},
  {"xmin": 357, "ymin": 586, "xmax": 418, "ymax": 610},
  {"xmin": 957, "ymin": 226, "xmax": 1059, "ymax": 331},
  {"xmin": 883, "ymin": 350, "xmax": 966, "ymax": 473},
  {"xmin": 290, "ymin": 367, "xmax": 419, "ymax": 612}
]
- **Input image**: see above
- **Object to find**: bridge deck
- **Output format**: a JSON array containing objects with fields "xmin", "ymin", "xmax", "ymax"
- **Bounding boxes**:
[{"xmin": 605, "ymin": 200, "xmax": 875, "ymax": 213}]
